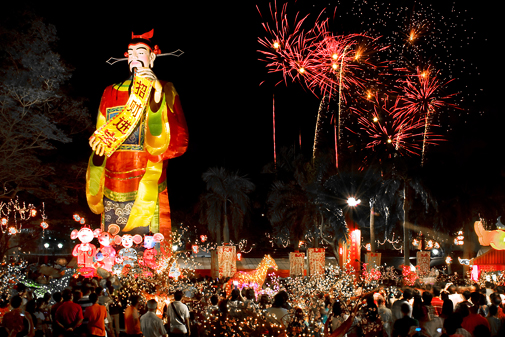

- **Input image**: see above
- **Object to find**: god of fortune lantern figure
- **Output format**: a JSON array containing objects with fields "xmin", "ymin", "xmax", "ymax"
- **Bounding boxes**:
[
  {"xmin": 86, "ymin": 29, "xmax": 188, "ymax": 243},
  {"xmin": 142, "ymin": 233, "xmax": 164, "ymax": 269},
  {"xmin": 71, "ymin": 227, "xmax": 98, "ymax": 274}
]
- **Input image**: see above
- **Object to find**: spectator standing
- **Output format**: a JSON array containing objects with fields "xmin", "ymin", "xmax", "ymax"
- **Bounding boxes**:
[
  {"xmin": 2, "ymin": 296, "xmax": 24, "ymax": 337},
  {"xmin": 124, "ymin": 295, "xmax": 141, "ymax": 337},
  {"xmin": 166, "ymin": 290, "xmax": 190, "ymax": 337},
  {"xmin": 486, "ymin": 305, "xmax": 502, "ymax": 337},
  {"xmin": 265, "ymin": 292, "xmax": 290, "ymax": 329},
  {"xmin": 378, "ymin": 297, "xmax": 393, "ymax": 337},
  {"xmin": 392, "ymin": 303, "xmax": 418, "ymax": 337},
  {"xmin": 140, "ymin": 300, "xmax": 167, "ymax": 337},
  {"xmin": 461, "ymin": 292, "xmax": 490, "ymax": 335},
  {"xmin": 204, "ymin": 295, "xmax": 219, "ymax": 319},
  {"xmin": 83, "ymin": 294, "xmax": 106, "ymax": 337},
  {"xmin": 54, "ymin": 290, "xmax": 83, "ymax": 337},
  {"xmin": 431, "ymin": 286, "xmax": 444, "ymax": 317},
  {"xmin": 392, "ymin": 289, "xmax": 413, "ymax": 323}
]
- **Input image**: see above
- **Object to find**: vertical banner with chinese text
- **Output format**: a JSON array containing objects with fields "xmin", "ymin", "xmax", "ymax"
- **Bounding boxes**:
[
  {"xmin": 308, "ymin": 248, "xmax": 325, "ymax": 276},
  {"xmin": 211, "ymin": 245, "xmax": 236, "ymax": 279},
  {"xmin": 416, "ymin": 251, "xmax": 431, "ymax": 276},
  {"xmin": 349, "ymin": 229, "xmax": 361, "ymax": 273},
  {"xmin": 365, "ymin": 252, "xmax": 381, "ymax": 273},
  {"xmin": 289, "ymin": 252, "xmax": 305, "ymax": 277}
]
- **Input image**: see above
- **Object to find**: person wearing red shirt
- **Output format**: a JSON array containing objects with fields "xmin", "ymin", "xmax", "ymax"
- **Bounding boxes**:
[
  {"xmin": 84, "ymin": 293, "xmax": 107, "ymax": 337},
  {"xmin": 461, "ymin": 292, "xmax": 490, "ymax": 335},
  {"xmin": 124, "ymin": 295, "xmax": 141, "ymax": 337},
  {"xmin": 431, "ymin": 286, "xmax": 444, "ymax": 316},
  {"xmin": 54, "ymin": 290, "xmax": 83, "ymax": 337}
]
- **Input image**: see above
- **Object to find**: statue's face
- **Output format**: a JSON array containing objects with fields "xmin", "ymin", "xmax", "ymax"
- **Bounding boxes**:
[{"xmin": 127, "ymin": 43, "xmax": 155, "ymax": 72}]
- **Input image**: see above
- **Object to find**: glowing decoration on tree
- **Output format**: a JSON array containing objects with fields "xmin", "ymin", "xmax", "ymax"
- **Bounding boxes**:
[
  {"xmin": 445, "ymin": 256, "xmax": 453, "ymax": 264},
  {"xmin": 236, "ymin": 252, "xmax": 242, "ymax": 261},
  {"xmin": 168, "ymin": 261, "xmax": 181, "ymax": 280},
  {"xmin": 71, "ymin": 226, "xmax": 98, "ymax": 277},
  {"xmin": 474, "ymin": 220, "xmax": 505, "ymax": 250},
  {"xmin": 40, "ymin": 222, "xmax": 48, "ymax": 229},
  {"xmin": 0, "ymin": 198, "xmax": 45, "ymax": 235},
  {"xmin": 200, "ymin": 235, "xmax": 207, "ymax": 242},
  {"xmin": 454, "ymin": 230, "xmax": 465, "ymax": 246},
  {"xmin": 86, "ymin": 29, "xmax": 188, "ymax": 241},
  {"xmin": 224, "ymin": 254, "xmax": 278, "ymax": 297},
  {"xmin": 192, "ymin": 244, "xmax": 199, "ymax": 254}
]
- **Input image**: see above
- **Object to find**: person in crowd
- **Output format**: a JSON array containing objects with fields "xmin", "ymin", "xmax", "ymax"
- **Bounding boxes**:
[
  {"xmin": 2, "ymin": 296, "xmax": 24, "ymax": 337},
  {"xmin": 204, "ymin": 295, "xmax": 219, "ymax": 319},
  {"xmin": 431, "ymin": 286, "xmax": 444, "ymax": 317},
  {"xmin": 378, "ymin": 296, "xmax": 393, "ymax": 337},
  {"xmin": 54, "ymin": 290, "xmax": 83, "ymax": 337},
  {"xmin": 228, "ymin": 288, "xmax": 243, "ymax": 318},
  {"xmin": 166, "ymin": 290, "xmax": 190, "ymax": 337},
  {"xmin": 266, "ymin": 292, "xmax": 290, "ymax": 328},
  {"xmin": 361, "ymin": 296, "xmax": 384, "ymax": 337},
  {"xmin": 140, "ymin": 300, "xmax": 167, "ymax": 337},
  {"xmin": 461, "ymin": 292, "xmax": 490, "ymax": 335},
  {"xmin": 447, "ymin": 285, "xmax": 464, "ymax": 309},
  {"xmin": 83, "ymin": 293, "xmax": 106, "ymax": 337},
  {"xmin": 330, "ymin": 300, "xmax": 349, "ymax": 334},
  {"xmin": 486, "ymin": 304, "xmax": 502, "ymax": 337},
  {"xmin": 472, "ymin": 324, "xmax": 491, "ymax": 337},
  {"xmin": 124, "ymin": 295, "xmax": 141, "ymax": 337},
  {"xmin": 392, "ymin": 289, "xmax": 413, "ymax": 323},
  {"xmin": 242, "ymin": 289, "xmax": 258, "ymax": 314},
  {"xmin": 392, "ymin": 303, "xmax": 418, "ymax": 337}
]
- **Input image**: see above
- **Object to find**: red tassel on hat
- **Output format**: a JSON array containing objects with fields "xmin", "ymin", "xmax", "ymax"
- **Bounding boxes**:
[{"xmin": 132, "ymin": 29, "xmax": 154, "ymax": 40}]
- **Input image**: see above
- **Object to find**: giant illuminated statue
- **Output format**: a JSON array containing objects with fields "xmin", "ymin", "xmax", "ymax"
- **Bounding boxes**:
[{"xmin": 86, "ymin": 30, "xmax": 188, "ymax": 240}]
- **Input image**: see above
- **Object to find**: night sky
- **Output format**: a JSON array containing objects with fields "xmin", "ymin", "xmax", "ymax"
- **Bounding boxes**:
[{"xmin": 4, "ymin": 1, "xmax": 503, "ymax": 226}]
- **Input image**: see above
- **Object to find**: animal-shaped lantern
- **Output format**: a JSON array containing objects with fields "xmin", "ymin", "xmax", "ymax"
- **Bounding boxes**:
[
  {"xmin": 142, "ymin": 233, "xmax": 164, "ymax": 269},
  {"xmin": 474, "ymin": 220, "xmax": 505, "ymax": 250},
  {"xmin": 71, "ymin": 226, "xmax": 98, "ymax": 274},
  {"xmin": 94, "ymin": 225, "xmax": 120, "ymax": 272},
  {"xmin": 224, "ymin": 254, "xmax": 278, "ymax": 297},
  {"xmin": 114, "ymin": 234, "xmax": 143, "ymax": 273}
]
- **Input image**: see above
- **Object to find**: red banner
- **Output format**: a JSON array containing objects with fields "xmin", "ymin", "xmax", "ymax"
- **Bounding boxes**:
[
  {"xmin": 308, "ymin": 248, "xmax": 325, "ymax": 276},
  {"xmin": 211, "ymin": 246, "xmax": 236, "ymax": 279},
  {"xmin": 289, "ymin": 252, "xmax": 305, "ymax": 277}
]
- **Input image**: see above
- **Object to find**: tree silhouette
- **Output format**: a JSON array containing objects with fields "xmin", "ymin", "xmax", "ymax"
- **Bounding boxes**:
[{"xmin": 199, "ymin": 167, "xmax": 255, "ymax": 244}]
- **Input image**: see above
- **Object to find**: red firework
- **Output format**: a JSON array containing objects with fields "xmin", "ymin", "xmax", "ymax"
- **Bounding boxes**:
[{"xmin": 351, "ymin": 95, "xmax": 441, "ymax": 157}]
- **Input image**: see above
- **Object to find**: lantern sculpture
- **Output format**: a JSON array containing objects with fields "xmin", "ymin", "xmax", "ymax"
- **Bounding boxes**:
[
  {"xmin": 142, "ymin": 233, "xmax": 164, "ymax": 269},
  {"xmin": 95, "ymin": 226, "xmax": 120, "ymax": 272},
  {"xmin": 71, "ymin": 226, "xmax": 98, "ymax": 276}
]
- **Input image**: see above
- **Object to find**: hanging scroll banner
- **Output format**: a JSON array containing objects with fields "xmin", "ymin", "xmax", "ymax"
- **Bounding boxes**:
[
  {"xmin": 308, "ymin": 248, "xmax": 325, "ymax": 276},
  {"xmin": 211, "ymin": 245, "xmax": 237, "ymax": 279},
  {"xmin": 91, "ymin": 75, "xmax": 154, "ymax": 157},
  {"xmin": 289, "ymin": 252, "xmax": 305, "ymax": 277}
]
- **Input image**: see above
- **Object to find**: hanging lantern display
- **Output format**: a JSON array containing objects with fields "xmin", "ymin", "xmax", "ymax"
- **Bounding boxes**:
[
  {"xmin": 40, "ymin": 221, "xmax": 49, "ymax": 229},
  {"xmin": 1, "ymin": 218, "xmax": 6, "ymax": 225},
  {"xmin": 454, "ymin": 230, "xmax": 464, "ymax": 245},
  {"xmin": 200, "ymin": 235, "xmax": 207, "ymax": 242},
  {"xmin": 8, "ymin": 227, "xmax": 17, "ymax": 235},
  {"xmin": 446, "ymin": 256, "xmax": 453, "ymax": 264},
  {"xmin": 30, "ymin": 209, "xmax": 37, "ymax": 217},
  {"xmin": 365, "ymin": 243, "xmax": 371, "ymax": 251},
  {"xmin": 426, "ymin": 240, "xmax": 434, "ymax": 250},
  {"xmin": 412, "ymin": 238, "xmax": 420, "ymax": 247},
  {"xmin": 237, "ymin": 252, "xmax": 242, "ymax": 261},
  {"xmin": 192, "ymin": 245, "xmax": 199, "ymax": 254}
]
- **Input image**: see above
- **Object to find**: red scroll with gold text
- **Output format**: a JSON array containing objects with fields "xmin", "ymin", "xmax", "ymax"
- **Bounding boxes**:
[
  {"xmin": 308, "ymin": 248, "xmax": 325, "ymax": 276},
  {"xmin": 91, "ymin": 75, "xmax": 154, "ymax": 157},
  {"xmin": 289, "ymin": 252, "xmax": 305, "ymax": 277}
]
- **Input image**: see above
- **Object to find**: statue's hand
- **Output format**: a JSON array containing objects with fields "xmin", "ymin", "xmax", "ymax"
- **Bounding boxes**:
[
  {"xmin": 136, "ymin": 67, "xmax": 163, "ymax": 103},
  {"xmin": 89, "ymin": 135, "xmax": 105, "ymax": 157}
]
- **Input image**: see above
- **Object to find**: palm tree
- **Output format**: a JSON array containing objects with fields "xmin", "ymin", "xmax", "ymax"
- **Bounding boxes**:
[{"xmin": 199, "ymin": 167, "xmax": 255, "ymax": 244}]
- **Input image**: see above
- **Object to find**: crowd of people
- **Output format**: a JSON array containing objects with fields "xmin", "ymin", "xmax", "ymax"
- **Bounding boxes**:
[{"xmin": 1, "ymin": 274, "xmax": 505, "ymax": 337}]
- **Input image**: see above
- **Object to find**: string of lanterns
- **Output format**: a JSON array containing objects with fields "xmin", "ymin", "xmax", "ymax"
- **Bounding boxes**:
[{"xmin": 0, "ymin": 198, "xmax": 48, "ymax": 235}]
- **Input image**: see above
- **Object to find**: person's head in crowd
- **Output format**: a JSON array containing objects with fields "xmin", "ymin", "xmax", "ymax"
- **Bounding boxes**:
[
  {"xmin": 174, "ymin": 290, "xmax": 183, "ymax": 302},
  {"xmin": 245, "ymin": 289, "xmax": 255, "ymax": 301},
  {"xmin": 403, "ymin": 288, "xmax": 413, "ymax": 301},
  {"xmin": 422, "ymin": 291, "xmax": 433, "ymax": 306},
  {"xmin": 25, "ymin": 299, "xmax": 36, "ymax": 315},
  {"xmin": 89, "ymin": 293, "xmax": 98, "ymax": 304},
  {"xmin": 412, "ymin": 295, "xmax": 426, "ymax": 321},
  {"xmin": 448, "ymin": 285, "xmax": 456, "ymax": 295},
  {"xmin": 470, "ymin": 292, "xmax": 480, "ymax": 308},
  {"xmin": 332, "ymin": 300, "xmax": 343, "ymax": 316},
  {"xmin": 146, "ymin": 299, "xmax": 157, "ymax": 312},
  {"xmin": 210, "ymin": 295, "xmax": 218, "ymax": 306},
  {"xmin": 488, "ymin": 304, "xmax": 498, "ymax": 317},
  {"xmin": 401, "ymin": 303, "xmax": 410, "ymax": 317},
  {"xmin": 219, "ymin": 299, "xmax": 228, "ymax": 315},
  {"xmin": 496, "ymin": 286, "xmax": 504, "ymax": 294},
  {"xmin": 82, "ymin": 286, "xmax": 92, "ymax": 296},
  {"xmin": 272, "ymin": 292, "xmax": 286, "ymax": 308},
  {"xmin": 230, "ymin": 289, "xmax": 241, "ymax": 301},
  {"xmin": 130, "ymin": 294, "xmax": 141, "ymax": 307},
  {"xmin": 441, "ymin": 291, "xmax": 449, "ymax": 301},
  {"xmin": 456, "ymin": 302, "xmax": 469, "ymax": 318},
  {"xmin": 62, "ymin": 289, "xmax": 73, "ymax": 302},
  {"xmin": 441, "ymin": 299, "xmax": 454, "ymax": 318},
  {"xmin": 433, "ymin": 286, "xmax": 441, "ymax": 297},
  {"xmin": 473, "ymin": 324, "xmax": 491, "ymax": 337},
  {"xmin": 52, "ymin": 292, "xmax": 62, "ymax": 303},
  {"xmin": 377, "ymin": 297, "xmax": 386, "ymax": 307},
  {"xmin": 462, "ymin": 290, "xmax": 471, "ymax": 301},
  {"xmin": 73, "ymin": 291, "xmax": 82, "ymax": 303},
  {"xmin": 9, "ymin": 296, "xmax": 22, "ymax": 309}
]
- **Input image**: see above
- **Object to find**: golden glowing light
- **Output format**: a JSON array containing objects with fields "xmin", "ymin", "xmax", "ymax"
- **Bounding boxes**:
[
  {"xmin": 30, "ymin": 209, "xmax": 37, "ymax": 217},
  {"xmin": 355, "ymin": 51, "xmax": 362, "ymax": 60},
  {"xmin": 387, "ymin": 138, "xmax": 392, "ymax": 144},
  {"xmin": 273, "ymin": 41, "xmax": 280, "ymax": 49},
  {"xmin": 298, "ymin": 67, "xmax": 305, "ymax": 74},
  {"xmin": 409, "ymin": 30, "xmax": 416, "ymax": 42},
  {"xmin": 332, "ymin": 63, "xmax": 338, "ymax": 70},
  {"xmin": 367, "ymin": 91, "xmax": 373, "ymax": 100},
  {"xmin": 373, "ymin": 116, "xmax": 378, "ymax": 122},
  {"xmin": 332, "ymin": 53, "xmax": 338, "ymax": 60}
]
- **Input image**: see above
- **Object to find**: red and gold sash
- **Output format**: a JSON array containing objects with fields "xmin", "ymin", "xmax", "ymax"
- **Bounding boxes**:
[{"xmin": 91, "ymin": 75, "xmax": 154, "ymax": 157}]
